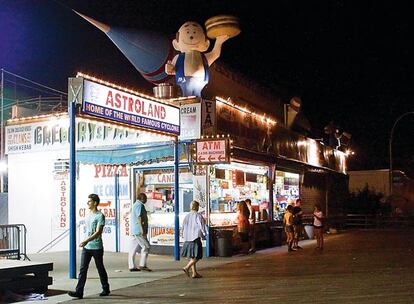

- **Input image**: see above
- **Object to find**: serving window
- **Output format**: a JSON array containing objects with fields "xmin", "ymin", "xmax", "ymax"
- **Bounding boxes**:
[{"xmin": 209, "ymin": 163, "xmax": 270, "ymax": 226}]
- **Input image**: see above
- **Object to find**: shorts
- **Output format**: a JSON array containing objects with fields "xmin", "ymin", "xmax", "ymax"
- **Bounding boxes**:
[
  {"xmin": 284, "ymin": 225, "xmax": 294, "ymax": 233},
  {"xmin": 294, "ymin": 225, "xmax": 303, "ymax": 238}
]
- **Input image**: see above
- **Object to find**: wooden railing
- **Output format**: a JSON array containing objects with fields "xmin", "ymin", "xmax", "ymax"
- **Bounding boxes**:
[{"xmin": 327, "ymin": 214, "xmax": 414, "ymax": 229}]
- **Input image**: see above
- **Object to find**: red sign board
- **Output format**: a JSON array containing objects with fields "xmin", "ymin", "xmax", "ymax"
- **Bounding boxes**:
[{"xmin": 195, "ymin": 139, "xmax": 230, "ymax": 164}]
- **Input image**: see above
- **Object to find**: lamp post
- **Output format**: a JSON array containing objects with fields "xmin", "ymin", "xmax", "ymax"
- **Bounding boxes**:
[{"xmin": 389, "ymin": 111, "xmax": 414, "ymax": 196}]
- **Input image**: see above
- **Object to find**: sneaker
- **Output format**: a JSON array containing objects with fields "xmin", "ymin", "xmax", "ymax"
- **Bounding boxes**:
[
  {"xmin": 68, "ymin": 291, "xmax": 83, "ymax": 299},
  {"xmin": 99, "ymin": 290, "xmax": 110, "ymax": 297},
  {"xmin": 288, "ymin": 248, "xmax": 296, "ymax": 252},
  {"xmin": 129, "ymin": 268, "xmax": 141, "ymax": 272},
  {"xmin": 139, "ymin": 266, "xmax": 153, "ymax": 272}
]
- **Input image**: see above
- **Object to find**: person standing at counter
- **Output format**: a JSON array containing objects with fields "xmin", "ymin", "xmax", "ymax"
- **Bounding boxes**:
[
  {"xmin": 128, "ymin": 193, "xmax": 152, "ymax": 272},
  {"xmin": 245, "ymin": 199, "xmax": 256, "ymax": 254},
  {"xmin": 181, "ymin": 200, "xmax": 208, "ymax": 278},
  {"xmin": 236, "ymin": 200, "xmax": 250, "ymax": 255}
]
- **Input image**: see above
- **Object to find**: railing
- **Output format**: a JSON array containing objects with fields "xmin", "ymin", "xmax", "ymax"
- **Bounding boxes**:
[
  {"xmin": 0, "ymin": 224, "xmax": 29, "ymax": 260},
  {"xmin": 36, "ymin": 223, "xmax": 81, "ymax": 253},
  {"xmin": 327, "ymin": 214, "xmax": 414, "ymax": 230},
  {"xmin": 36, "ymin": 228, "xmax": 70, "ymax": 254}
]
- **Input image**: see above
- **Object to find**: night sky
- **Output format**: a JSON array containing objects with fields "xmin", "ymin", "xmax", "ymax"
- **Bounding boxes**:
[{"xmin": 1, "ymin": 0, "xmax": 413, "ymax": 177}]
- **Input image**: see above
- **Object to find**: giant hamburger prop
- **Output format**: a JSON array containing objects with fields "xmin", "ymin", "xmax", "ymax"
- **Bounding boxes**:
[{"xmin": 205, "ymin": 15, "xmax": 241, "ymax": 39}]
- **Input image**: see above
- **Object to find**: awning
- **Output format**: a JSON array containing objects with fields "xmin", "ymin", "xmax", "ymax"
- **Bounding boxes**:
[{"xmin": 76, "ymin": 141, "xmax": 184, "ymax": 165}]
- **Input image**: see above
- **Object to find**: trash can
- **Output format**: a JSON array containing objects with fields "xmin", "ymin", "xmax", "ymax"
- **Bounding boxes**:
[
  {"xmin": 304, "ymin": 225, "xmax": 314, "ymax": 239},
  {"xmin": 216, "ymin": 230, "xmax": 233, "ymax": 257},
  {"xmin": 269, "ymin": 226, "xmax": 283, "ymax": 246}
]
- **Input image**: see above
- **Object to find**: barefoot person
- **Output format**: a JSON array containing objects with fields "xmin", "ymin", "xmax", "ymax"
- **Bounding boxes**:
[
  {"xmin": 182, "ymin": 200, "xmax": 208, "ymax": 278},
  {"xmin": 283, "ymin": 205, "xmax": 295, "ymax": 252}
]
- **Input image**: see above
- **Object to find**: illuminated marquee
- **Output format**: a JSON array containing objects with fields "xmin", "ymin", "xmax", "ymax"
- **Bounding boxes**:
[{"xmin": 82, "ymin": 79, "xmax": 180, "ymax": 135}]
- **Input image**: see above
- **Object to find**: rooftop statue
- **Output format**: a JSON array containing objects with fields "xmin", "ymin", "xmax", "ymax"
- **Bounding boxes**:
[{"xmin": 165, "ymin": 16, "xmax": 240, "ymax": 97}]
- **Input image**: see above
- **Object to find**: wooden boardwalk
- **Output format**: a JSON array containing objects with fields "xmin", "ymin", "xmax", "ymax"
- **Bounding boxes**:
[{"xmin": 65, "ymin": 229, "xmax": 414, "ymax": 303}]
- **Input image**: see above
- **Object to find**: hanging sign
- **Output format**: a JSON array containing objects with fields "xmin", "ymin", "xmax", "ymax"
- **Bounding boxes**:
[
  {"xmin": 81, "ymin": 78, "xmax": 180, "ymax": 135},
  {"xmin": 195, "ymin": 138, "xmax": 230, "ymax": 164}
]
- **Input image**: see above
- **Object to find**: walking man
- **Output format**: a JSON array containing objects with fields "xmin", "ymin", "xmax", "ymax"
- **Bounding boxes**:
[
  {"xmin": 128, "ymin": 192, "xmax": 152, "ymax": 272},
  {"xmin": 68, "ymin": 194, "xmax": 110, "ymax": 299}
]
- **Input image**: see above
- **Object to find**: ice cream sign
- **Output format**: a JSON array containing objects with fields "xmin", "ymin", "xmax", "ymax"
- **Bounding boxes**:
[{"xmin": 82, "ymin": 79, "xmax": 180, "ymax": 135}]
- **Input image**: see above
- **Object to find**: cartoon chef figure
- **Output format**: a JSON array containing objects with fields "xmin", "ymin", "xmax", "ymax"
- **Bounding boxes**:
[{"xmin": 165, "ymin": 21, "xmax": 229, "ymax": 97}]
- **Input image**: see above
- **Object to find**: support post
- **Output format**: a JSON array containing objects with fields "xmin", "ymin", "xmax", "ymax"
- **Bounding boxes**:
[
  {"xmin": 205, "ymin": 165, "xmax": 210, "ymax": 257},
  {"xmin": 115, "ymin": 173, "xmax": 119, "ymax": 252},
  {"xmin": 174, "ymin": 138, "xmax": 180, "ymax": 260},
  {"xmin": 0, "ymin": 69, "xmax": 4, "ymax": 193},
  {"xmin": 69, "ymin": 100, "xmax": 77, "ymax": 279}
]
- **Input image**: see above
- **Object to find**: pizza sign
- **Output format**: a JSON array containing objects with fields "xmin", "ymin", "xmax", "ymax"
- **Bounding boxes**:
[{"xmin": 195, "ymin": 139, "xmax": 230, "ymax": 164}]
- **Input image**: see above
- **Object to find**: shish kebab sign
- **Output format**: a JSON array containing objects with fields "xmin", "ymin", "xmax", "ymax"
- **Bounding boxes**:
[{"xmin": 195, "ymin": 138, "xmax": 230, "ymax": 164}]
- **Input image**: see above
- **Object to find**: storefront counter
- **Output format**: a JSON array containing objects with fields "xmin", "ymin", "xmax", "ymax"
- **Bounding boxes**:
[{"xmin": 210, "ymin": 221, "xmax": 283, "ymax": 256}]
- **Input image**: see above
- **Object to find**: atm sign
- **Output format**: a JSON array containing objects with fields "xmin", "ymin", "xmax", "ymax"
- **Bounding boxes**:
[{"xmin": 195, "ymin": 139, "xmax": 230, "ymax": 164}]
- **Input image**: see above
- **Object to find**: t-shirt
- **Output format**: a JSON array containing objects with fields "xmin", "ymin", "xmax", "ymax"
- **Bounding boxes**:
[
  {"xmin": 84, "ymin": 211, "xmax": 105, "ymax": 250},
  {"xmin": 131, "ymin": 200, "xmax": 148, "ymax": 235},
  {"xmin": 182, "ymin": 211, "xmax": 207, "ymax": 242},
  {"xmin": 313, "ymin": 211, "xmax": 323, "ymax": 227},
  {"xmin": 293, "ymin": 206, "xmax": 303, "ymax": 225}
]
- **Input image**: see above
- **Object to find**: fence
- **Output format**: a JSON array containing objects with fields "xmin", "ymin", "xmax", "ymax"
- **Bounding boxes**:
[
  {"xmin": 326, "ymin": 214, "xmax": 414, "ymax": 230},
  {"xmin": 0, "ymin": 224, "xmax": 29, "ymax": 260}
]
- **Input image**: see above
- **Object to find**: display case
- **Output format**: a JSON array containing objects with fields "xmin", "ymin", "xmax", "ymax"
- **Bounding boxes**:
[
  {"xmin": 134, "ymin": 167, "xmax": 198, "ymax": 247},
  {"xmin": 273, "ymin": 171, "xmax": 300, "ymax": 220},
  {"xmin": 209, "ymin": 163, "xmax": 270, "ymax": 226}
]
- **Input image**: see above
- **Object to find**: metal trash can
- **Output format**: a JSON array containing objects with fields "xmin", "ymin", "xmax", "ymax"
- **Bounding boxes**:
[
  {"xmin": 304, "ymin": 225, "xmax": 314, "ymax": 239},
  {"xmin": 269, "ymin": 226, "xmax": 283, "ymax": 246},
  {"xmin": 216, "ymin": 230, "xmax": 233, "ymax": 257}
]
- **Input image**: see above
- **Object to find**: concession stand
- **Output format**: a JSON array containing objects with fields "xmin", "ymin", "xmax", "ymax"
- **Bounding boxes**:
[{"xmin": 6, "ymin": 73, "xmax": 349, "ymax": 260}]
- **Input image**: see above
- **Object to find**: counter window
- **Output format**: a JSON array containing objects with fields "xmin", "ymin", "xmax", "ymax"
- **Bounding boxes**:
[
  {"xmin": 134, "ymin": 167, "xmax": 194, "ymax": 246},
  {"xmin": 273, "ymin": 171, "xmax": 300, "ymax": 220},
  {"xmin": 209, "ymin": 163, "xmax": 270, "ymax": 227}
]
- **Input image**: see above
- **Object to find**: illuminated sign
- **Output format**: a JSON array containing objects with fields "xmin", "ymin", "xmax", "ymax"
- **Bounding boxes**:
[
  {"xmin": 5, "ymin": 118, "xmax": 172, "ymax": 154},
  {"xmin": 195, "ymin": 139, "xmax": 230, "ymax": 164},
  {"xmin": 82, "ymin": 79, "xmax": 180, "ymax": 135},
  {"xmin": 179, "ymin": 103, "xmax": 201, "ymax": 140}
]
